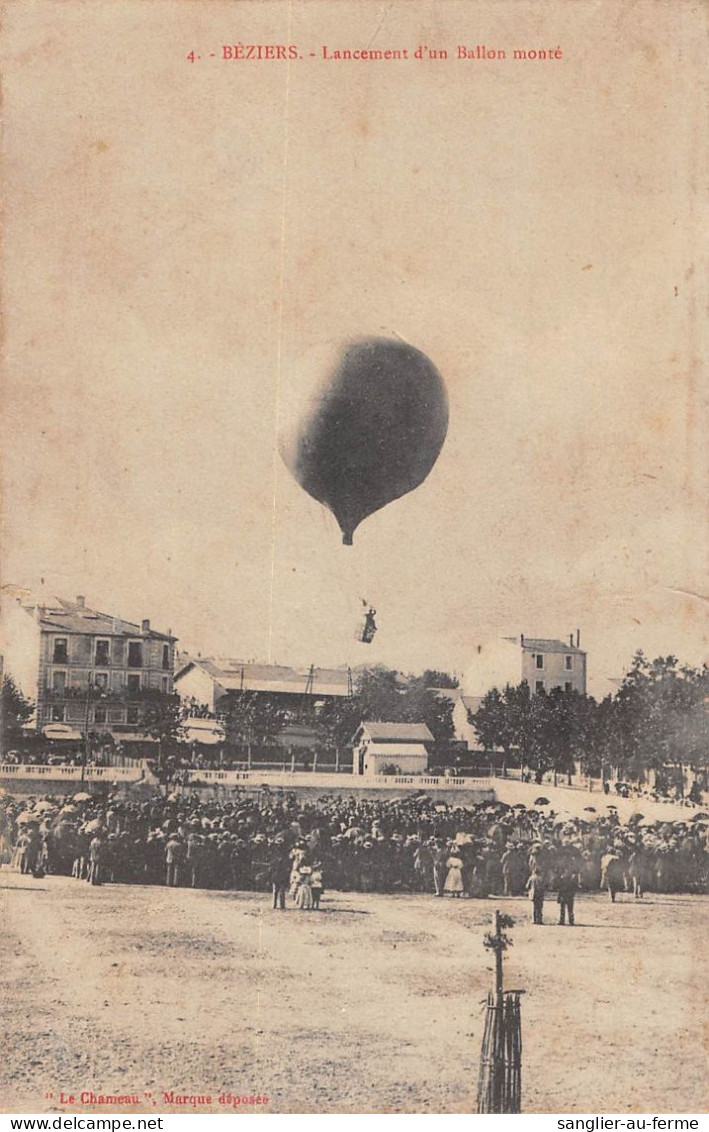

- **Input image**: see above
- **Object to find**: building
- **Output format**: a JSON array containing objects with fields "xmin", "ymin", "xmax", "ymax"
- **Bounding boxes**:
[
  {"xmin": 351, "ymin": 721, "xmax": 434, "ymax": 776},
  {"xmin": 464, "ymin": 632, "xmax": 587, "ymax": 698},
  {"xmin": 174, "ymin": 657, "xmax": 351, "ymax": 715},
  {"xmin": 516, "ymin": 634, "xmax": 587, "ymax": 695},
  {"xmin": 0, "ymin": 589, "xmax": 176, "ymax": 746}
]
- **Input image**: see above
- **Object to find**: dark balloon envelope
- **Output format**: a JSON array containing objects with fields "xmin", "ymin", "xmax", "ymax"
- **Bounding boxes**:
[{"xmin": 279, "ymin": 336, "xmax": 448, "ymax": 544}]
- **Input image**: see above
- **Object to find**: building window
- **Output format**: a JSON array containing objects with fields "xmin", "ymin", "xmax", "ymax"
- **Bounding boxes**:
[
  {"xmin": 127, "ymin": 641, "xmax": 143, "ymax": 668},
  {"xmin": 94, "ymin": 672, "xmax": 109, "ymax": 690},
  {"xmin": 52, "ymin": 670, "xmax": 67, "ymax": 694},
  {"xmin": 565, "ymin": 655, "xmax": 573, "ymax": 670},
  {"xmin": 126, "ymin": 706, "xmax": 139, "ymax": 725},
  {"xmin": 535, "ymin": 680, "xmax": 544, "ymax": 693},
  {"xmin": 535, "ymin": 654, "xmax": 544, "ymax": 669},
  {"xmin": 53, "ymin": 638, "xmax": 68, "ymax": 663},
  {"xmin": 161, "ymin": 676, "xmax": 169, "ymax": 693},
  {"xmin": 565, "ymin": 682, "xmax": 573, "ymax": 693},
  {"xmin": 162, "ymin": 644, "xmax": 170, "ymax": 670},
  {"xmin": 94, "ymin": 707, "xmax": 107, "ymax": 725},
  {"xmin": 127, "ymin": 673, "xmax": 141, "ymax": 694},
  {"xmin": 95, "ymin": 639, "xmax": 110, "ymax": 666},
  {"xmin": 51, "ymin": 705, "xmax": 65, "ymax": 722}
]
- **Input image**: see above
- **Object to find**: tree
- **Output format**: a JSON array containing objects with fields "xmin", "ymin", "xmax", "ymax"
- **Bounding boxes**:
[
  {"xmin": 613, "ymin": 652, "xmax": 709, "ymax": 786},
  {"xmin": 473, "ymin": 681, "xmax": 600, "ymax": 781},
  {"xmin": 140, "ymin": 691, "xmax": 184, "ymax": 755},
  {"xmin": 423, "ymin": 669, "xmax": 459, "ymax": 690},
  {"xmin": 219, "ymin": 692, "xmax": 289, "ymax": 763},
  {"xmin": 312, "ymin": 666, "xmax": 456, "ymax": 754},
  {"xmin": 1, "ymin": 675, "xmax": 35, "ymax": 753}
]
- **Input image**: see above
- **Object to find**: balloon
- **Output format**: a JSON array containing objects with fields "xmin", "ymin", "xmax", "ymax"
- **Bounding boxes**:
[{"xmin": 279, "ymin": 336, "xmax": 448, "ymax": 544}]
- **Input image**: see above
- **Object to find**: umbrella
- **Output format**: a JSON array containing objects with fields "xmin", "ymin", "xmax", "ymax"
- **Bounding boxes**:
[
  {"xmin": 34, "ymin": 800, "xmax": 56, "ymax": 812},
  {"xmin": 534, "ymin": 797, "xmax": 550, "ymax": 806},
  {"xmin": 16, "ymin": 812, "xmax": 38, "ymax": 824},
  {"xmin": 73, "ymin": 792, "xmax": 93, "ymax": 803},
  {"xmin": 628, "ymin": 812, "xmax": 645, "ymax": 823},
  {"xmin": 690, "ymin": 812, "xmax": 709, "ymax": 822},
  {"xmin": 84, "ymin": 819, "xmax": 104, "ymax": 833},
  {"xmin": 60, "ymin": 804, "xmax": 78, "ymax": 815},
  {"xmin": 606, "ymin": 804, "xmax": 618, "ymax": 809},
  {"xmin": 583, "ymin": 806, "xmax": 596, "ymax": 813},
  {"xmin": 511, "ymin": 803, "xmax": 527, "ymax": 810}
]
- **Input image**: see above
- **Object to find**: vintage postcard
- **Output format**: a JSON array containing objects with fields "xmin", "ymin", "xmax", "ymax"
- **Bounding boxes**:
[{"xmin": 1, "ymin": 0, "xmax": 707, "ymax": 1117}]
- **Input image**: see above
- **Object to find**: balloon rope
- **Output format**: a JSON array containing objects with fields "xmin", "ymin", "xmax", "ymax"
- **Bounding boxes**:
[{"xmin": 266, "ymin": 0, "xmax": 294, "ymax": 666}]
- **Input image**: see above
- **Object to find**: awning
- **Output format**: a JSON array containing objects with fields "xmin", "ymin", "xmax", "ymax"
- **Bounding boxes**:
[{"xmin": 42, "ymin": 724, "xmax": 83, "ymax": 741}]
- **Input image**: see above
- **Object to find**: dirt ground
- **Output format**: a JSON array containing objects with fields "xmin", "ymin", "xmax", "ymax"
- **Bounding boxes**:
[{"xmin": 1, "ymin": 871, "xmax": 706, "ymax": 1115}]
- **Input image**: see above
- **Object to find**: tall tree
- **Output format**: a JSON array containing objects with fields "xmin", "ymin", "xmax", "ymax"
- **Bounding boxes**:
[{"xmin": 0, "ymin": 675, "xmax": 35, "ymax": 753}]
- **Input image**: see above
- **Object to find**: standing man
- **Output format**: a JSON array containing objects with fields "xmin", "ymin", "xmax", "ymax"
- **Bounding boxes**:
[
  {"xmin": 270, "ymin": 849, "xmax": 292, "ymax": 910},
  {"xmin": 432, "ymin": 839, "xmax": 448, "ymax": 898},
  {"xmin": 526, "ymin": 866, "xmax": 546, "ymax": 925},
  {"xmin": 165, "ymin": 831, "xmax": 184, "ymax": 887},
  {"xmin": 557, "ymin": 868, "xmax": 578, "ymax": 926}
]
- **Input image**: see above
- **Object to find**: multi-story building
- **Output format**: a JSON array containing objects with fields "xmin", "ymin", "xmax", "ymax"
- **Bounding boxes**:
[
  {"xmin": 516, "ymin": 634, "xmax": 587, "ymax": 695},
  {"xmin": 0, "ymin": 589, "xmax": 176, "ymax": 745},
  {"xmin": 464, "ymin": 632, "xmax": 587, "ymax": 698}
]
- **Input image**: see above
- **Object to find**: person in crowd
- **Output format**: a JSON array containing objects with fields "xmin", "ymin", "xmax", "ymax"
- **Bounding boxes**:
[
  {"xmin": 2, "ymin": 791, "xmax": 706, "ymax": 905},
  {"xmin": 600, "ymin": 850, "xmax": 623, "ymax": 903},
  {"xmin": 444, "ymin": 846, "xmax": 464, "ymax": 897},
  {"xmin": 310, "ymin": 861, "xmax": 324, "ymax": 910},
  {"xmin": 432, "ymin": 839, "xmax": 448, "ymax": 897},
  {"xmin": 270, "ymin": 849, "xmax": 292, "ymax": 910},
  {"xmin": 556, "ymin": 867, "xmax": 578, "ymax": 926},
  {"xmin": 295, "ymin": 863, "xmax": 313, "ymax": 910},
  {"xmin": 87, "ymin": 830, "xmax": 106, "ymax": 886},
  {"xmin": 165, "ymin": 831, "xmax": 185, "ymax": 887},
  {"xmin": 526, "ymin": 866, "xmax": 546, "ymax": 925}
]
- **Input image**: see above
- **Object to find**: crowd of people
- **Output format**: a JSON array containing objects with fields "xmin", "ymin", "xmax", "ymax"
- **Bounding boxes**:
[{"xmin": 1, "ymin": 788, "xmax": 707, "ymax": 906}]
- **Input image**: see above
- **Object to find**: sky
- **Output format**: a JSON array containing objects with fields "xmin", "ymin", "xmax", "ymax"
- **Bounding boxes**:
[{"xmin": 2, "ymin": 0, "xmax": 706, "ymax": 699}]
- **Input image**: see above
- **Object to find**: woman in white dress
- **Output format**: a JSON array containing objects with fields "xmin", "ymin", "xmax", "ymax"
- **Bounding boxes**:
[{"xmin": 444, "ymin": 850, "xmax": 464, "ymax": 897}]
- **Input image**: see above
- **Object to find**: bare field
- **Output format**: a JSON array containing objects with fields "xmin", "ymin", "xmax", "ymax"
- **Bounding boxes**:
[{"xmin": 1, "ymin": 872, "xmax": 706, "ymax": 1114}]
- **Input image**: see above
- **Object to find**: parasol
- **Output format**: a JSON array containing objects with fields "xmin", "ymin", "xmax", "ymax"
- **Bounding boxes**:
[
  {"xmin": 73, "ymin": 792, "xmax": 93, "ymax": 803},
  {"xmin": 534, "ymin": 797, "xmax": 550, "ymax": 806}
]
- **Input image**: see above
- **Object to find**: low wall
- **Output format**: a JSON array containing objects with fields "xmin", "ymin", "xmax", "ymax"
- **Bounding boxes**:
[{"xmin": 0, "ymin": 763, "xmax": 494, "ymax": 804}]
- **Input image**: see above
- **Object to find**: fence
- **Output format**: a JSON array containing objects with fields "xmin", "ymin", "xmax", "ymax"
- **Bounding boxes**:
[
  {"xmin": 0, "ymin": 763, "xmax": 496, "ymax": 793},
  {"xmin": 0, "ymin": 764, "xmax": 142, "ymax": 782}
]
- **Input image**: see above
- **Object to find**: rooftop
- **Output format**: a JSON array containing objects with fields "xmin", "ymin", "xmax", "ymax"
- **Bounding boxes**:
[
  {"xmin": 504, "ymin": 636, "xmax": 585, "ymax": 655},
  {"xmin": 11, "ymin": 592, "xmax": 175, "ymax": 641},
  {"xmin": 356, "ymin": 721, "xmax": 434, "ymax": 743},
  {"xmin": 176, "ymin": 657, "xmax": 351, "ymax": 698}
]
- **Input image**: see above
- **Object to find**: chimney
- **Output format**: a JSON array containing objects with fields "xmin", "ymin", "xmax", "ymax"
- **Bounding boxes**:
[
  {"xmin": 569, "ymin": 633, "xmax": 574, "ymax": 647},
  {"xmin": 76, "ymin": 595, "xmax": 86, "ymax": 608},
  {"xmin": 112, "ymin": 617, "xmax": 120, "ymax": 633},
  {"xmin": 576, "ymin": 629, "xmax": 581, "ymax": 648},
  {"xmin": 142, "ymin": 619, "xmax": 150, "ymax": 634},
  {"xmin": 520, "ymin": 633, "xmax": 525, "ymax": 646}
]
